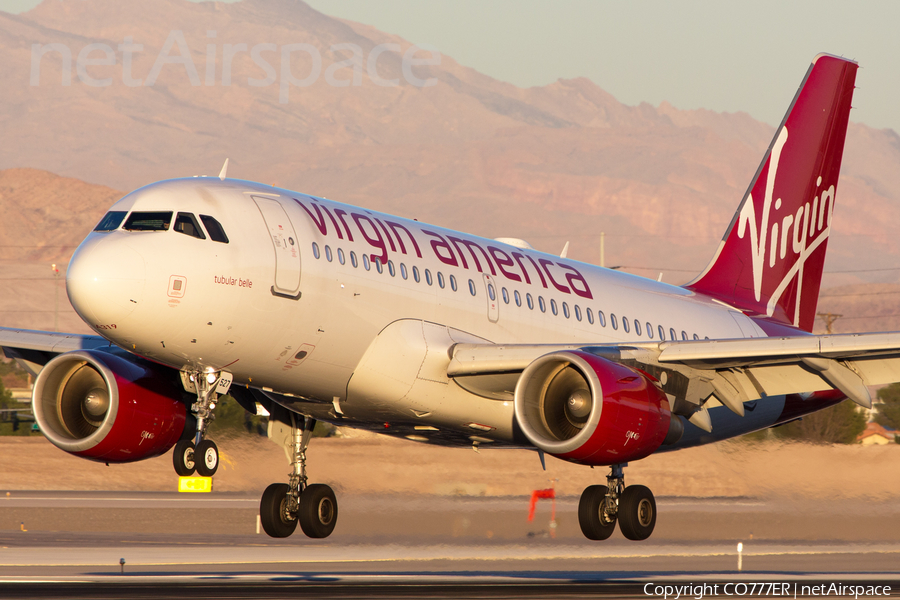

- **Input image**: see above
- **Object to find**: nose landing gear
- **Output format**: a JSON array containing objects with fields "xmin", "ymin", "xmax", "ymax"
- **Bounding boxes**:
[
  {"xmin": 173, "ymin": 370, "xmax": 231, "ymax": 478},
  {"xmin": 578, "ymin": 463, "xmax": 657, "ymax": 541},
  {"xmin": 260, "ymin": 415, "xmax": 338, "ymax": 539}
]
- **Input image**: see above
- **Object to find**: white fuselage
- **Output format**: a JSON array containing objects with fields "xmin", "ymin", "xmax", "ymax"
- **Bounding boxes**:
[{"xmin": 66, "ymin": 177, "xmax": 771, "ymax": 443}]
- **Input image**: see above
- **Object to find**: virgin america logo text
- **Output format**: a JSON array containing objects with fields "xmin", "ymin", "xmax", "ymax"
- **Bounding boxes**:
[{"xmin": 736, "ymin": 126, "xmax": 835, "ymax": 325}]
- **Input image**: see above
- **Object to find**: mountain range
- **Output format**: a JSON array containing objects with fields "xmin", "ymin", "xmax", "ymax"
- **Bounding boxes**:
[{"xmin": 1, "ymin": 0, "xmax": 900, "ymax": 335}]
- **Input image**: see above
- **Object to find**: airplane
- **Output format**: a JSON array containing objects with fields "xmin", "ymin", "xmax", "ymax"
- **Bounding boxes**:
[{"xmin": 2, "ymin": 53, "xmax": 896, "ymax": 542}]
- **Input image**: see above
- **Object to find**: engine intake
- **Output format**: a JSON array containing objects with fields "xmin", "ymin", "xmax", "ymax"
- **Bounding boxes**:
[
  {"xmin": 514, "ymin": 351, "xmax": 674, "ymax": 465},
  {"xmin": 33, "ymin": 350, "xmax": 188, "ymax": 463}
]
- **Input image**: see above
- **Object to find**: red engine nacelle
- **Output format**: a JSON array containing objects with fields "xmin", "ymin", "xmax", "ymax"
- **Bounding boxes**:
[
  {"xmin": 514, "ymin": 351, "xmax": 677, "ymax": 466},
  {"xmin": 32, "ymin": 350, "xmax": 188, "ymax": 463}
]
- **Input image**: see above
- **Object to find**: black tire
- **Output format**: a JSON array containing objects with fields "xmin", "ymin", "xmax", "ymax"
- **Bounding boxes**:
[
  {"xmin": 260, "ymin": 483, "xmax": 298, "ymax": 538},
  {"xmin": 173, "ymin": 440, "xmax": 196, "ymax": 477},
  {"xmin": 618, "ymin": 484, "xmax": 656, "ymax": 541},
  {"xmin": 298, "ymin": 484, "xmax": 338, "ymax": 539},
  {"xmin": 578, "ymin": 485, "xmax": 617, "ymax": 540},
  {"xmin": 195, "ymin": 439, "xmax": 219, "ymax": 477}
]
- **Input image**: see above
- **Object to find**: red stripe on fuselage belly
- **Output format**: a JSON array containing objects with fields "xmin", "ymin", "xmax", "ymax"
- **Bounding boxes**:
[{"xmin": 776, "ymin": 389, "xmax": 846, "ymax": 425}]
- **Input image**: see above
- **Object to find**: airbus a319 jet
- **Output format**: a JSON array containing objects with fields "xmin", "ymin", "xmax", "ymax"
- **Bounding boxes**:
[{"xmin": 3, "ymin": 54, "xmax": 895, "ymax": 541}]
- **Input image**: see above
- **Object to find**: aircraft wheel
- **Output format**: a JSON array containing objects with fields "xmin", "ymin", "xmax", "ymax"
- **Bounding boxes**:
[
  {"xmin": 260, "ymin": 483, "xmax": 298, "ymax": 538},
  {"xmin": 195, "ymin": 439, "xmax": 219, "ymax": 477},
  {"xmin": 173, "ymin": 440, "xmax": 196, "ymax": 476},
  {"xmin": 618, "ymin": 485, "xmax": 656, "ymax": 541},
  {"xmin": 298, "ymin": 484, "xmax": 338, "ymax": 539},
  {"xmin": 578, "ymin": 484, "xmax": 617, "ymax": 540}
]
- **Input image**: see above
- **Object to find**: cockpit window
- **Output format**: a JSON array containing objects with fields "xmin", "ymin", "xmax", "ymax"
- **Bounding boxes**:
[
  {"xmin": 199, "ymin": 215, "xmax": 229, "ymax": 244},
  {"xmin": 174, "ymin": 212, "xmax": 206, "ymax": 240},
  {"xmin": 123, "ymin": 211, "xmax": 173, "ymax": 231},
  {"xmin": 93, "ymin": 211, "xmax": 127, "ymax": 232}
]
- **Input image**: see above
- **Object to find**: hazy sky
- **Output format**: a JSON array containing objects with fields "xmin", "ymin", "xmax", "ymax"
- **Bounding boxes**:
[{"xmin": 3, "ymin": 0, "xmax": 899, "ymax": 133}]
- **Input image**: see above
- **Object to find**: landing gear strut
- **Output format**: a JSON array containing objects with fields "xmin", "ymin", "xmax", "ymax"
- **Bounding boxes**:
[
  {"xmin": 260, "ymin": 415, "xmax": 338, "ymax": 539},
  {"xmin": 173, "ymin": 370, "xmax": 228, "ymax": 478},
  {"xmin": 578, "ymin": 463, "xmax": 657, "ymax": 541}
]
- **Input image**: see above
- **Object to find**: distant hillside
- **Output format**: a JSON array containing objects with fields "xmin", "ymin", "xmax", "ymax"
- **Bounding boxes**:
[
  {"xmin": 0, "ymin": 168, "xmax": 120, "ymax": 263},
  {"xmin": 0, "ymin": 0, "xmax": 899, "ymax": 292}
]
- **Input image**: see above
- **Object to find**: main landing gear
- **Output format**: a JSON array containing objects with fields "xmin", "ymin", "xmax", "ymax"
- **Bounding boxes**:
[
  {"xmin": 260, "ymin": 415, "xmax": 338, "ymax": 539},
  {"xmin": 173, "ymin": 370, "xmax": 225, "ymax": 478},
  {"xmin": 578, "ymin": 463, "xmax": 657, "ymax": 541}
]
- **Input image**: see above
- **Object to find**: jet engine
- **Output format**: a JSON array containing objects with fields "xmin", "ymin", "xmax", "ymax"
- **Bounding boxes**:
[
  {"xmin": 32, "ymin": 350, "xmax": 189, "ymax": 463},
  {"xmin": 514, "ymin": 351, "xmax": 677, "ymax": 466}
]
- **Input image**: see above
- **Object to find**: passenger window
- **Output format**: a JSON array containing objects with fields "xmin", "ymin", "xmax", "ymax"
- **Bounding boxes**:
[
  {"xmin": 338, "ymin": 248, "xmax": 345, "ymax": 265},
  {"xmin": 634, "ymin": 319, "xmax": 641, "ymax": 336},
  {"xmin": 438, "ymin": 272, "xmax": 445, "ymax": 288},
  {"xmin": 350, "ymin": 251, "xmax": 358, "ymax": 268},
  {"xmin": 413, "ymin": 266, "xmax": 421, "ymax": 282},
  {"xmin": 94, "ymin": 211, "xmax": 127, "ymax": 232},
  {"xmin": 526, "ymin": 294, "xmax": 534, "ymax": 310},
  {"xmin": 586, "ymin": 308, "xmax": 594, "ymax": 324},
  {"xmin": 400, "ymin": 263, "xmax": 408, "ymax": 279},
  {"xmin": 623, "ymin": 318, "xmax": 630, "ymax": 334},
  {"xmin": 610, "ymin": 313, "xmax": 618, "ymax": 330},
  {"xmin": 425, "ymin": 269, "xmax": 433, "ymax": 285},
  {"xmin": 693, "ymin": 334, "xmax": 700, "ymax": 340},
  {"xmin": 646, "ymin": 323, "xmax": 653, "ymax": 339},
  {"xmin": 658, "ymin": 325, "xmax": 665, "ymax": 341},
  {"xmin": 199, "ymin": 215, "xmax": 229, "ymax": 243},
  {"xmin": 514, "ymin": 290, "xmax": 522, "ymax": 307},
  {"xmin": 388, "ymin": 261, "xmax": 396, "ymax": 277},
  {"xmin": 124, "ymin": 211, "xmax": 172, "ymax": 231},
  {"xmin": 550, "ymin": 299, "xmax": 558, "ymax": 315},
  {"xmin": 681, "ymin": 331, "xmax": 688, "ymax": 341},
  {"xmin": 363, "ymin": 254, "xmax": 371, "ymax": 271},
  {"xmin": 502, "ymin": 287, "xmax": 509, "ymax": 304},
  {"xmin": 325, "ymin": 245, "xmax": 333, "ymax": 262},
  {"xmin": 174, "ymin": 213, "xmax": 206, "ymax": 239},
  {"xmin": 450, "ymin": 275, "xmax": 458, "ymax": 291},
  {"xmin": 468, "ymin": 279, "xmax": 477, "ymax": 295},
  {"xmin": 670, "ymin": 328, "xmax": 677, "ymax": 341},
  {"xmin": 312, "ymin": 242, "xmax": 321, "ymax": 259},
  {"xmin": 574, "ymin": 305, "xmax": 581, "ymax": 321},
  {"xmin": 562, "ymin": 302, "xmax": 570, "ymax": 319},
  {"xmin": 539, "ymin": 297, "xmax": 546, "ymax": 313},
  {"xmin": 488, "ymin": 284, "xmax": 496, "ymax": 301},
  {"xmin": 374, "ymin": 257, "xmax": 383, "ymax": 273}
]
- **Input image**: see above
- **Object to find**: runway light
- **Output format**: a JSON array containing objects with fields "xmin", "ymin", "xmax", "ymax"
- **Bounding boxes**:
[{"xmin": 737, "ymin": 542, "xmax": 743, "ymax": 571}]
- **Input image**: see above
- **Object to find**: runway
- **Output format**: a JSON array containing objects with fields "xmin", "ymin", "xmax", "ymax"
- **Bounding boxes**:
[{"xmin": 1, "ymin": 491, "xmax": 898, "ymax": 598}]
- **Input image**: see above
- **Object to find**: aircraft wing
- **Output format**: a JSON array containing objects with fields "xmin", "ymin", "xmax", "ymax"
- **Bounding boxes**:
[
  {"xmin": 448, "ymin": 332, "xmax": 900, "ymax": 418},
  {"xmin": 0, "ymin": 328, "xmax": 111, "ymax": 376}
]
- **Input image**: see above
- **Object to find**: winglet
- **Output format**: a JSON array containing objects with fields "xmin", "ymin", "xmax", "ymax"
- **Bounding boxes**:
[
  {"xmin": 560, "ymin": 241, "xmax": 569, "ymax": 259},
  {"xmin": 218, "ymin": 158, "xmax": 230, "ymax": 181}
]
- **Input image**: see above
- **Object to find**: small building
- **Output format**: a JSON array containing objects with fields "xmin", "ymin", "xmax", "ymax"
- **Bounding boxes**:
[{"xmin": 857, "ymin": 422, "xmax": 898, "ymax": 446}]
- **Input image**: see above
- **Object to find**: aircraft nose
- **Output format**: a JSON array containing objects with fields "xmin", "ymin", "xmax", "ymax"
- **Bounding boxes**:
[{"xmin": 67, "ymin": 237, "xmax": 146, "ymax": 328}]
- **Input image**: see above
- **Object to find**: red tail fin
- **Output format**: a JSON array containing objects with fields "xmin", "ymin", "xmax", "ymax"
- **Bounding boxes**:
[{"xmin": 685, "ymin": 54, "xmax": 857, "ymax": 332}]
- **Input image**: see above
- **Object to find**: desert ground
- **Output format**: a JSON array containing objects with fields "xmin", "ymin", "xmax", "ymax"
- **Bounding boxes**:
[{"xmin": 3, "ymin": 432, "xmax": 898, "ymax": 499}]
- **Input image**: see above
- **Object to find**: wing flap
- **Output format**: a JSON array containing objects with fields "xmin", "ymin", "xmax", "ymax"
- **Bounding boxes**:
[{"xmin": 657, "ymin": 332, "xmax": 900, "ymax": 365}]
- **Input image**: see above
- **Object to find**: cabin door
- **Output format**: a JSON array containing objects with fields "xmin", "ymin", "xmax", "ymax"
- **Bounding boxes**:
[{"xmin": 253, "ymin": 196, "xmax": 302, "ymax": 299}]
